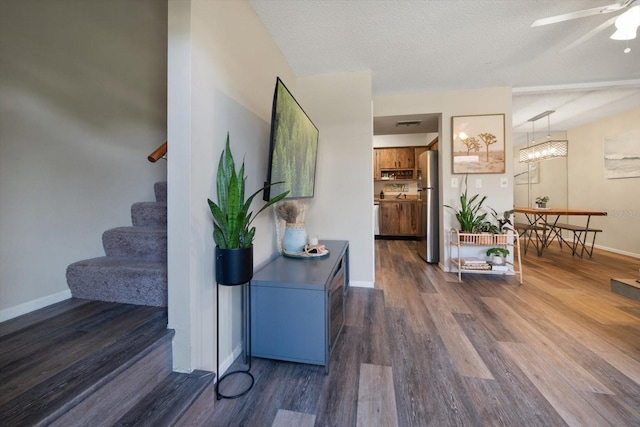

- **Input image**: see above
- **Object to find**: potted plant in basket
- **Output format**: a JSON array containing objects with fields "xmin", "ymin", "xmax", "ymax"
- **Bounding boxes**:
[
  {"xmin": 489, "ymin": 207, "xmax": 514, "ymax": 244},
  {"xmin": 477, "ymin": 221, "xmax": 500, "ymax": 244},
  {"xmin": 490, "ymin": 207, "xmax": 514, "ymax": 230},
  {"xmin": 208, "ymin": 134, "xmax": 288, "ymax": 285},
  {"xmin": 444, "ymin": 175, "xmax": 488, "ymax": 242},
  {"xmin": 535, "ymin": 196, "xmax": 549, "ymax": 209},
  {"xmin": 486, "ymin": 247, "xmax": 509, "ymax": 265}
]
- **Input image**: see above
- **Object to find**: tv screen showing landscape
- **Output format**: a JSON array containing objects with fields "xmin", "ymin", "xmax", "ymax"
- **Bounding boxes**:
[{"xmin": 264, "ymin": 77, "xmax": 319, "ymax": 201}]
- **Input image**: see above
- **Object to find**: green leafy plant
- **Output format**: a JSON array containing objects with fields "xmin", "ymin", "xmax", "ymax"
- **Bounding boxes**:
[
  {"xmin": 444, "ymin": 175, "xmax": 488, "ymax": 232},
  {"xmin": 535, "ymin": 195, "xmax": 549, "ymax": 204},
  {"xmin": 486, "ymin": 247, "xmax": 509, "ymax": 258},
  {"xmin": 478, "ymin": 221, "xmax": 500, "ymax": 234},
  {"xmin": 490, "ymin": 207, "xmax": 514, "ymax": 230},
  {"xmin": 208, "ymin": 134, "xmax": 289, "ymax": 249}
]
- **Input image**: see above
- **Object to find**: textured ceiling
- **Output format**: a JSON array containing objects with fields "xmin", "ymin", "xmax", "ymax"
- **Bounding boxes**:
[
  {"xmin": 250, "ymin": 0, "xmax": 640, "ymax": 142},
  {"xmin": 373, "ymin": 114, "xmax": 439, "ymax": 135}
]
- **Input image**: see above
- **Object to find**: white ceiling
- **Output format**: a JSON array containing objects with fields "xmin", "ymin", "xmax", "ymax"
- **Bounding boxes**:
[{"xmin": 250, "ymin": 0, "xmax": 640, "ymax": 144}]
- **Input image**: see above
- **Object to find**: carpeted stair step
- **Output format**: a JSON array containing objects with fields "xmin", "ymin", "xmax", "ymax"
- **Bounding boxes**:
[
  {"xmin": 67, "ymin": 257, "xmax": 167, "ymax": 307},
  {"xmin": 154, "ymin": 181, "xmax": 167, "ymax": 203},
  {"xmin": 103, "ymin": 227, "xmax": 167, "ymax": 261},
  {"xmin": 113, "ymin": 370, "xmax": 215, "ymax": 426},
  {"xmin": 66, "ymin": 180, "xmax": 168, "ymax": 308},
  {"xmin": 131, "ymin": 201, "xmax": 167, "ymax": 228}
]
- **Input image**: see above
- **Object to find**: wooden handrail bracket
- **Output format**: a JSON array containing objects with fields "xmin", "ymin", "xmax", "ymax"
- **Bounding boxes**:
[{"xmin": 148, "ymin": 141, "xmax": 167, "ymax": 163}]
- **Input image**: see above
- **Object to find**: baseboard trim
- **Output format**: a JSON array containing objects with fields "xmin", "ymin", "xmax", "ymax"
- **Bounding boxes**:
[
  {"xmin": 593, "ymin": 244, "xmax": 640, "ymax": 259},
  {"xmin": 0, "ymin": 289, "xmax": 72, "ymax": 322},
  {"xmin": 218, "ymin": 343, "xmax": 244, "ymax": 378},
  {"xmin": 349, "ymin": 280, "xmax": 374, "ymax": 288}
]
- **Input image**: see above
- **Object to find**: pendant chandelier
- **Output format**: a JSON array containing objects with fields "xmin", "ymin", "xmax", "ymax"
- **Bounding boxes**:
[{"xmin": 519, "ymin": 110, "xmax": 568, "ymax": 163}]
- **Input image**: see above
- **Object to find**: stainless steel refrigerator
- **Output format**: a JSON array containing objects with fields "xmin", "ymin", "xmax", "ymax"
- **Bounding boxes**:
[{"xmin": 418, "ymin": 151, "xmax": 439, "ymax": 263}]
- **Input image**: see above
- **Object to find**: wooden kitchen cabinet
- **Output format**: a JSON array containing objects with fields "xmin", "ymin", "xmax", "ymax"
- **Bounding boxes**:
[
  {"xmin": 379, "ymin": 201, "xmax": 418, "ymax": 236},
  {"xmin": 394, "ymin": 147, "xmax": 415, "ymax": 169},
  {"xmin": 374, "ymin": 147, "xmax": 426, "ymax": 180},
  {"xmin": 377, "ymin": 148, "xmax": 397, "ymax": 169},
  {"xmin": 376, "ymin": 147, "xmax": 415, "ymax": 169}
]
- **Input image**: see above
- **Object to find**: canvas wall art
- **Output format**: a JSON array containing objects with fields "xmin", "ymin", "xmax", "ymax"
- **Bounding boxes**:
[
  {"xmin": 452, "ymin": 114, "xmax": 505, "ymax": 174},
  {"xmin": 514, "ymin": 161, "xmax": 539, "ymax": 185},
  {"xmin": 604, "ymin": 130, "xmax": 640, "ymax": 179}
]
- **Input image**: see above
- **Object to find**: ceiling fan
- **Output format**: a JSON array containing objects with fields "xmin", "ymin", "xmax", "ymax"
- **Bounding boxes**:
[{"xmin": 531, "ymin": 0, "xmax": 640, "ymax": 52}]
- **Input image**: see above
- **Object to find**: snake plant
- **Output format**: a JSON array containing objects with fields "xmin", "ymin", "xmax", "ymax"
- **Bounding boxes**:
[
  {"xmin": 444, "ymin": 175, "xmax": 487, "ymax": 233},
  {"xmin": 208, "ymin": 134, "xmax": 289, "ymax": 249}
]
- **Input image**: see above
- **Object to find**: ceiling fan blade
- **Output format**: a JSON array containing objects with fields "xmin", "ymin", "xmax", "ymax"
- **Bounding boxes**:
[
  {"xmin": 559, "ymin": 16, "xmax": 618, "ymax": 52},
  {"xmin": 531, "ymin": 3, "xmax": 624, "ymax": 27}
]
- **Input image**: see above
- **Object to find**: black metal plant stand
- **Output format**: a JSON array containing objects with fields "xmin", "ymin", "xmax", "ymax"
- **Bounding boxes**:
[{"xmin": 215, "ymin": 281, "xmax": 254, "ymax": 400}]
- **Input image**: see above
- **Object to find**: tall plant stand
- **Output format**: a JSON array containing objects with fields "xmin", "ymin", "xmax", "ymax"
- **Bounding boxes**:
[{"xmin": 215, "ymin": 281, "xmax": 254, "ymax": 400}]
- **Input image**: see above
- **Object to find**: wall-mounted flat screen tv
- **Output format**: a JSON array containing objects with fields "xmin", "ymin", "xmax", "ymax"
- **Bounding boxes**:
[{"xmin": 263, "ymin": 77, "xmax": 319, "ymax": 201}]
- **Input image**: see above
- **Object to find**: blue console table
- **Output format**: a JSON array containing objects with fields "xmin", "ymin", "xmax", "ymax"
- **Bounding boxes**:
[{"xmin": 250, "ymin": 240, "xmax": 349, "ymax": 373}]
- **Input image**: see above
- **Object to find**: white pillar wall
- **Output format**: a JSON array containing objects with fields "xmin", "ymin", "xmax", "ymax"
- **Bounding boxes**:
[{"xmin": 167, "ymin": 0, "xmax": 296, "ymax": 372}]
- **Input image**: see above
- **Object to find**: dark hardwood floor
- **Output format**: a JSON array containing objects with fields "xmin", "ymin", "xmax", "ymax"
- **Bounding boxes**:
[
  {"xmin": 1, "ymin": 241, "xmax": 638, "ymax": 426},
  {"xmin": 211, "ymin": 240, "xmax": 640, "ymax": 427}
]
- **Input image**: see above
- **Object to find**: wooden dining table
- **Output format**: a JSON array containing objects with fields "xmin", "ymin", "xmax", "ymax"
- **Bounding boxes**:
[{"xmin": 514, "ymin": 207, "xmax": 608, "ymax": 257}]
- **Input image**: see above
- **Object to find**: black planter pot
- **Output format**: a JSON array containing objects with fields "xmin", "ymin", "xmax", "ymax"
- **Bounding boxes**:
[{"xmin": 215, "ymin": 246, "xmax": 254, "ymax": 286}]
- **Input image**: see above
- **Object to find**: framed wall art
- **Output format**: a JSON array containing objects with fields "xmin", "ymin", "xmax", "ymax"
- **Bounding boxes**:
[
  {"xmin": 604, "ymin": 130, "xmax": 640, "ymax": 179},
  {"xmin": 452, "ymin": 114, "xmax": 505, "ymax": 174},
  {"xmin": 514, "ymin": 161, "xmax": 539, "ymax": 185}
]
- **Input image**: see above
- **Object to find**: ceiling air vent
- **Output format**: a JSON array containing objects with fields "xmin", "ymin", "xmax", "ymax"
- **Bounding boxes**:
[{"xmin": 395, "ymin": 120, "xmax": 422, "ymax": 127}]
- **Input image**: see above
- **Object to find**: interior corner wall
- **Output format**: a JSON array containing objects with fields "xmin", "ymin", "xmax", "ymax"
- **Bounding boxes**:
[
  {"xmin": 0, "ymin": 0, "xmax": 167, "ymax": 320},
  {"xmin": 566, "ymin": 106, "xmax": 640, "ymax": 257},
  {"xmin": 373, "ymin": 87, "xmax": 513, "ymax": 271},
  {"xmin": 296, "ymin": 72, "xmax": 375, "ymax": 287},
  {"xmin": 167, "ymin": 0, "xmax": 296, "ymax": 372}
]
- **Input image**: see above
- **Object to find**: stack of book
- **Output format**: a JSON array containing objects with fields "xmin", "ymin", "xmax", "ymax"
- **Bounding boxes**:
[
  {"xmin": 460, "ymin": 257, "xmax": 491, "ymax": 270},
  {"xmin": 489, "ymin": 263, "xmax": 509, "ymax": 272}
]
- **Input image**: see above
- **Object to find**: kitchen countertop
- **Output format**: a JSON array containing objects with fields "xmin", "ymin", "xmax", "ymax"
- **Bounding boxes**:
[{"xmin": 375, "ymin": 196, "xmax": 420, "ymax": 203}]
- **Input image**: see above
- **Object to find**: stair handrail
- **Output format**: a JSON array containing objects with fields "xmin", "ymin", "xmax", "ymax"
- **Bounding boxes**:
[{"xmin": 148, "ymin": 141, "xmax": 167, "ymax": 163}]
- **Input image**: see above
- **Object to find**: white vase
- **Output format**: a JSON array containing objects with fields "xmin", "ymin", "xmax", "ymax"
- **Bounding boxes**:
[{"xmin": 283, "ymin": 223, "xmax": 307, "ymax": 253}]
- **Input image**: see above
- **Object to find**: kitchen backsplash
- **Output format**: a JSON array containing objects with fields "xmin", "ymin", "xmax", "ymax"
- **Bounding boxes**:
[
  {"xmin": 384, "ymin": 183, "xmax": 409, "ymax": 192},
  {"xmin": 374, "ymin": 181, "xmax": 419, "ymax": 196}
]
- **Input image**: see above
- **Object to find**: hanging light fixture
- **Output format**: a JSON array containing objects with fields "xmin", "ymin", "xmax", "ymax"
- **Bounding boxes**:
[
  {"xmin": 611, "ymin": 6, "xmax": 640, "ymax": 41},
  {"xmin": 519, "ymin": 110, "xmax": 568, "ymax": 163}
]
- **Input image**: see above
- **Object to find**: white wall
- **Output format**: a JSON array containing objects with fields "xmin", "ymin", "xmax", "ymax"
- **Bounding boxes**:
[
  {"xmin": 567, "ymin": 107, "xmax": 640, "ymax": 257},
  {"xmin": 167, "ymin": 0, "xmax": 296, "ymax": 372},
  {"xmin": 0, "ymin": 0, "xmax": 167, "ymax": 320},
  {"xmin": 297, "ymin": 72, "xmax": 375, "ymax": 288},
  {"xmin": 374, "ymin": 87, "xmax": 513, "ymax": 270},
  {"xmin": 373, "ymin": 133, "xmax": 435, "ymax": 148}
]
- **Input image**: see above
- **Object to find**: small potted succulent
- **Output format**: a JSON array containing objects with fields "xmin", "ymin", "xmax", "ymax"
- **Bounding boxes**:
[
  {"xmin": 535, "ymin": 196, "xmax": 549, "ymax": 209},
  {"xmin": 486, "ymin": 247, "xmax": 509, "ymax": 265}
]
